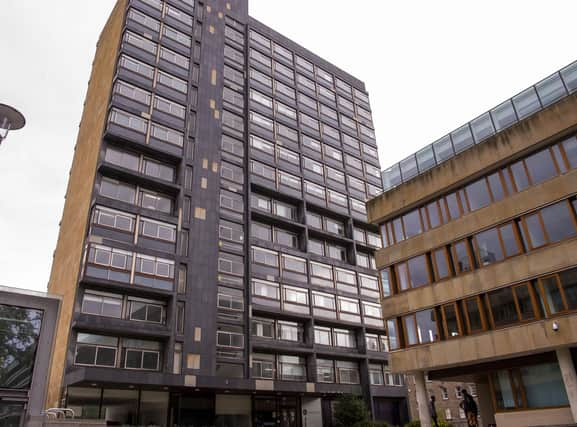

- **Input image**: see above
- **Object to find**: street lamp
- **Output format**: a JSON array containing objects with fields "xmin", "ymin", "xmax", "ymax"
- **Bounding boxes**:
[{"xmin": 0, "ymin": 103, "xmax": 26, "ymax": 146}]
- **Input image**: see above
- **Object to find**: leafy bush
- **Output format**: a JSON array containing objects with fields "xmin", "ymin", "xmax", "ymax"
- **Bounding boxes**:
[
  {"xmin": 333, "ymin": 395, "xmax": 370, "ymax": 427},
  {"xmin": 404, "ymin": 419, "xmax": 453, "ymax": 427},
  {"xmin": 353, "ymin": 421, "xmax": 392, "ymax": 427}
]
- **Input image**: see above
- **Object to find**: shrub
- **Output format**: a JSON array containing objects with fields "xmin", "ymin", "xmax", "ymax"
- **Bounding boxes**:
[
  {"xmin": 333, "ymin": 395, "xmax": 370, "ymax": 427},
  {"xmin": 404, "ymin": 419, "xmax": 453, "ymax": 427},
  {"xmin": 353, "ymin": 421, "xmax": 392, "ymax": 427}
]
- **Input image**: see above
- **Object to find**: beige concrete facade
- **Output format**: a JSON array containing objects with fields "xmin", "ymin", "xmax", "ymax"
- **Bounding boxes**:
[
  {"xmin": 369, "ymin": 85, "xmax": 577, "ymax": 426},
  {"xmin": 45, "ymin": 0, "xmax": 127, "ymax": 408}
]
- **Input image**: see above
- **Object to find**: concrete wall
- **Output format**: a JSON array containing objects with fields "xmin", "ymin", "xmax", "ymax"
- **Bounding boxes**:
[
  {"xmin": 494, "ymin": 407, "xmax": 573, "ymax": 427},
  {"xmin": 45, "ymin": 0, "xmax": 127, "ymax": 408},
  {"xmin": 368, "ymin": 92, "xmax": 577, "ymax": 225},
  {"xmin": 390, "ymin": 314, "xmax": 577, "ymax": 373},
  {"xmin": 382, "ymin": 235, "xmax": 577, "ymax": 317}
]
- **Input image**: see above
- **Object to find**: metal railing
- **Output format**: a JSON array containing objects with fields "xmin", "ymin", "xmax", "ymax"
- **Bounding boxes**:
[{"xmin": 379, "ymin": 59, "xmax": 577, "ymax": 194}]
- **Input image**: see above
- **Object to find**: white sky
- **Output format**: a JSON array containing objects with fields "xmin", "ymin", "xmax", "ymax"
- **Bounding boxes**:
[{"xmin": 1, "ymin": 0, "xmax": 576, "ymax": 292}]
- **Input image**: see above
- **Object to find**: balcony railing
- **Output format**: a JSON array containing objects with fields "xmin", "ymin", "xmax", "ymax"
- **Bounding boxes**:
[{"xmin": 379, "ymin": 60, "xmax": 577, "ymax": 193}]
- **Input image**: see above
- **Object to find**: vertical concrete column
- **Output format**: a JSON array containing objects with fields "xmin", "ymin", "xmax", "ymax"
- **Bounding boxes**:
[
  {"xmin": 414, "ymin": 371, "xmax": 432, "ymax": 427},
  {"xmin": 476, "ymin": 381, "xmax": 496, "ymax": 427},
  {"xmin": 557, "ymin": 348, "xmax": 577, "ymax": 422}
]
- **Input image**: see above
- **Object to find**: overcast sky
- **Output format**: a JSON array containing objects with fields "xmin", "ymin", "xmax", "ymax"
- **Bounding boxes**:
[{"xmin": 1, "ymin": 0, "xmax": 576, "ymax": 292}]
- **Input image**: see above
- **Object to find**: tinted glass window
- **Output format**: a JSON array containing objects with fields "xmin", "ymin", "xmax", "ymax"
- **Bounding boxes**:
[
  {"xmin": 453, "ymin": 240, "xmax": 473, "ymax": 273},
  {"xmin": 415, "ymin": 309, "xmax": 438, "ymax": 344},
  {"xmin": 465, "ymin": 179, "xmax": 491, "ymax": 211},
  {"xmin": 402, "ymin": 210, "xmax": 422, "ymax": 239},
  {"xmin": 541, "ymin": 202, "xmax": 576, "ymax": 243},
  {"xmin": 525, "ymin": 149, "xmax": 558, "ymax": 185},
  {"xmin": 407, "ymin": 255, "xmax": 430, "ymax": 288},
  {"xmin": 0, "ymin": 305, "xmax": 43, "ymax": 389},
  {"xmin": 514, "ymin": 285, "xmax": 535, "ymax": 321},
  {"xmin": 487, "ymin": 172, "xmax": 505, "ymax": 202},
  {"xmin": 562, "ymin": 137, "xmax": 577, "ymax": 169},
  {"xmin": 445, "ymin": 193, "xmax": 461, "ymax": 220},
  {"xmin": 510, "ymin": 161, "xmax": 530, "ymax": 192},
  {"xmin": 524, "ymin": 213, "xmax": 546, "ymax": 249},
  {"xmin": 559, "ymin": 269, "xmax": 577, "ymax": 310},
  {"xmin": 465, "ymin": 298, "xmax": 483, "ymax": 333},
  {"xmin": 488, "ymin": 288, "xmax": 518, "ymax": 327},
  {"xmin": 475, "ymin": 227, "xmax": 504, "ymax": 266},
  {"xmin": 433, "ymin": 248, "xmax": 450, "ymax": 280},
  {"xmin": 500, "ymin": 223, "xmax": 521, "ymax": 257}
]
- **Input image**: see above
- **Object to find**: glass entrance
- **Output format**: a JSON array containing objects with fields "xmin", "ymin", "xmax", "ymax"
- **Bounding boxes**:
[{"xmin": 254, "ymin": 396, "xmax": 300, "ymax": 427}]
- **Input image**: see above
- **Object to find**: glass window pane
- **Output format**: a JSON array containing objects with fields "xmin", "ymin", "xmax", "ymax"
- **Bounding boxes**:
[
  {"xmin": 416, "ymin": 145, "xmax": 436, "ymax": 172},
  {"xmin": 402, "ymin": 210, "xmax": 422, "ymax": 239},
  {"xmin": 541, "ymin": 202, "xmax": 577, "ymax": 243},
  {"xmin": 525, "ymin": 149, "xmax": 558, "ymax": 185},
  {"xmin": 396, "ymin": 263, "xmax": 409, "ymax": 291},
  {"xmin": 488, "ymin": 288, "xmax": 518, "ymax": 327},
  {"xmin": 562, "ymin": 136, "xmax": 577, "ymax": 169},
  {"xmin": 561, "ymin": 61, "xmax": 577, "ymax": 93},
  {"xmin": 453, "ymin": 240, "xmax": 472, "ymax": 273},
  {"xmin": 524, "ymin": 213, "xmax": 546, "ymax": 248},
  {"xmin": 451, "ymin": 124, "xmax": 475, "ymax": 153},
  {"xmin": 432, "ymin": 136, "xmax": 454, "ymax": 163},
  {"xmin": 536, "ymin": 73, "xmax": 567, "ymax": 107},
  {"xmin": 470, "ymin": 112, "xmax": 495, "ymax": 143},
  {"xmin": 403, "ymin": 315, "xmax": 418, "ymax": 346},
  {"xmin": 415, "ymin": 309, "xmax": 438, "ymax": 344},
  {"xmin": 559, "ymin": 269, "xmax": 577, "ymax": 311},
  {"xmin": 445, "ymin": 192, "xmax": 461, "ymax": 220},
  {"xmin": 465, "ymin": 298, "xmax": 483, "ymax": 333},
  {"xmin": 512, "ymin": 87, "xmax": 541, "ymax": 120},
  {"xmin": 433, "ymin": 248, "xmax": 450, "ymax": 280},
  {"xmin": 520, "ymin": 363, "xmax": 569, "ymax": 408},
  {"xmin": 487, "ymin": 172, "xmax": 505, "ymax": 202},
  {"xmin": 491, "ymin": 100, "xmax": 517, "ymax": 131},
  {"xmin": 540, "ymin": 276, "xmax": 566, "ymax": 314},
  {"xmin": 407, "ymin": 255, "xmax": 430, "ymax": 288},
  {"xmin": 382, "ymin": 164, "xmax": 401, "ymax": 190},
  {"xmin": 465, "ymin": 179, "xmax": 491, "ymax": 211},
  {"xmin": 499, "ymin": 223, "xmax": 521, "ymax": 258},
  {"xmin": 514, "ymin": 285, "xmax": 535, "ymax": 321},
  {"xmin": 443, "ymin": 304, "xmax": 460, "ymax": 337},
  {"xmin": 475, "ymin": 227, "xmax": 504, "ymax": 266},
  {"xmin": 400, "ymin": 155, "xmax": 418, "ymax": 181},
  {"xmin": 492, "ymin": 371, "xmax": 516, "ymax": 410}
]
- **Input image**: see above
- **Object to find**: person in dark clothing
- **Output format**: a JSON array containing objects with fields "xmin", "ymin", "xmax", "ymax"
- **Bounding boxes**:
[
  {"xmin": 429, "ymin": 395, "xmax": 440, "ymax": 427},
  {"xmin": 460, "ymin": 389, "xmax": 478, "ymax": 427}
]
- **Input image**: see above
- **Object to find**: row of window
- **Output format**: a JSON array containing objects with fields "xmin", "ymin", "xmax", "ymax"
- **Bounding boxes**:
[
  {"xmin": 109, "ymin": 108, "xmax": 185, "ymax": 148},
  {"xmin": 123, "ymin": 31, "xmax": 193, "ymax": 72},
  {"xmin": 138, "ymin": 0, "xmax": 194, "ymax": 25},
  {"xmin": 81, "ymin": 290, "xmax": 166, "ymax": 324},
  {"xmin": 248, "ymin": 29, "xmax": 371, "ymax": 108},
  {"xmin": 248, "ymin": 109, "xmax": 381, "ymax": 182},
  {"xmin": 250, "ymin": 134, "xmax": 381, "ymax": 198},
  {"xmin": 386, "ymin": 265, "xmax": 577, "ymax": 350},
  {"xmin": 248, "ymin": 82, "xmax": 375, "ymax": 147},
  {"xmin": 114, "ymin": 79, "xmax": 187, "ymax": 121},
  {"xmin": 380, "ymin": 198, "xmax": 577, "ymax": 296},
  {"xmin": 104, "ymin": 145, "xmax": 176, "ymax": 183},
  {"xmin": 251, "ymin": 278, "xmax": 384, "ymax": 326},
  {"xmin": 251, "ymin": 246, "xmax": 380, "ymax": 297},
  {"xmin": 127, "ymin": 8, "xmax": 192, "ymax": 48},
  {"xmin": 74, "ymin": 333, "xmax": 161, "ymax": 371},
  {"xmin": 99, "ymin": 176, "xmax": 174, "ymax": 215},
  {"xmin": 381, "ymin": 135, "xmax": 577, "ymax": 247},
  {"xmin": 251, "ymin": 160, "xmax": 368, "ymax": 216},
  {"xmin": 85, "ymin": 244, "xmax": 176, "ymax": 291},
  {"xmin": 369, "ymin": 363, "xmax": 405, "ymax": 387}
]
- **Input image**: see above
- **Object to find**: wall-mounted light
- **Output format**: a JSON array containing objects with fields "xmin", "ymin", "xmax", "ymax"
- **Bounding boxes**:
[{"xmin": 553, "ymin": 321, "xmax": 559, "ymax": 332}]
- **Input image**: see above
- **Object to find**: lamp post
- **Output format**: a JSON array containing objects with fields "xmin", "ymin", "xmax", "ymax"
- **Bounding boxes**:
[{"xmin": 0, "ymin": 103, "xmax": 26, "ymax": 146}]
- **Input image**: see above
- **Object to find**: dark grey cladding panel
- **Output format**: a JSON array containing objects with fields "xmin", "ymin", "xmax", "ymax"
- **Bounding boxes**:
[{"xmin": 248, "ymin": 16, "xmax": 367, "ymax": 91}]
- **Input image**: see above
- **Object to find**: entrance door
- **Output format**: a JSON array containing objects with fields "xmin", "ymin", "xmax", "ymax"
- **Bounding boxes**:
[{"xmin": 253, "ymin": 396, "xmax": 300, "ymax": 427}]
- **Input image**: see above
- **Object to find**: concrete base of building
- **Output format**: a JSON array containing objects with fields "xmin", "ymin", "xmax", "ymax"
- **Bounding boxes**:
[{"xmin": 494, "ymin": 407, "xmax": 574, "ymax": 427}]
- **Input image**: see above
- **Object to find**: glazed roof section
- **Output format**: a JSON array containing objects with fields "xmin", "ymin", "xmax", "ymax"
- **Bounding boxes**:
[{"xmin": 379, "ymin": 59, "xmax": 577, "ymax": 193}]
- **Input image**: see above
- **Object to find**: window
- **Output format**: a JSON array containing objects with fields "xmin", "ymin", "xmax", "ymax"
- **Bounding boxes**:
[
  {"xmin": 217, "ymin": 287, "xmax": 244, "ymax": 311},
  {"xmin": 99, "ymin": 178, "xmax": 136, "ymax": 204},
  {"xmin": 386, "ymin": 319, "xmax": 400, "ymax": 350},
  {"xmin": 75, "ymin": 334, "xmax": 118, "ymax": 367},
  {"xmin": 249, "ymin": 48, "xmax": 271, "ymax": 68},
  {"xmin": 273, "ymin": 200, "xmax": 296, "ymax": 220},
  {"xmin": 317, "ymin": 359, "xmax": 335, "ymax": 383},
  {"xmin": 217, "ymin": 330, "xmax": 244, "ymax": 349},
  {"xmin": 277, "ymin": 321, "xmax": 302, "ymax": 342},
  {"xmin": 252, "ymin": 246, "xmax": 278, "ymax": 267},
  {"xmin": 278, "ymin": 170, "xmax": 301, "ymax": 190},
  {"xmin": 128, "ymin": 299, "xmax": 165, "ymax": 323},
  {"xmin": 300, "ymin": 113, "xmax": 320, "ymax": 133},
  {"xmin": 160, "ymin": 47, "xmax": 190, "ymax": 69},
  {"xmin": 336, "ymin": 361, "xmax": 360, "ymax": 384},
  {"xmin": 252, "ymin": 354, "xmax": 275, "ymax": 379},
  {"xmin": 220, "ymin": 189, "xmax": 244, "ymax": 213},
  {"xmin": 250, "ymin": 89, "xmax": 273, "ymax": 108},
  {"xmin": 251, "ymin": 222, "xmax": 272, "ymax": 241},
  {"xmin": 329, "ymin": 244, "xmax": 347, "ymax": 262},
  {"xmin": 487, "ymin": 284, "xmax": 537, "ymax": 328},
  {"xmin": 142, "ymin": 157, "xmax": 175, "ymax": 182},
  {"xmin": 140, "ymin": 218, "xmax": 176, "ymax": 242},
  {"xmin": 252, "ymin": 318, "xmax": 275, "ymax": 339},
  {"xmin": 338, "ymin": 297, "xmax": 360, "ymax": 314},
  {"xmin": 432, "ymin": 248, "xmax": 451, "ymax": 281},
  {"xmin": 396, "ymin": 255, "xmax": 431, "ymax": 290},
  {"xmin": 162, "ymin": 25, "xmax": 191, "ymax": 47},
  {"xmin": 282, "ymin": 254, "xmax": 307, "ymax": 275},
  {"xmin": 463, "ymin": 296, "xmax": 486, "ymax": 334},
  {"xmin": 156, "ymin": 71, "xmax": 187, "ymax": 93},
  {"xmin": 134, "ymin": 254, "xmax": 174, "ymax": 279},
  {"xmin": 441, "ymin": 302, "xmax": 461, "ymax": 338},
  {"xmin": 123, "ymin": 339, "xmax": 161, "ymax": 370},
  {"xmin": 369, "ymin": 364, "xmax": 384, "ymax": 385},
  {"xmin": 249, "ymin": 30, "xmax": 271, "ymax": 49},
  {"xmin": 252, "ymin": 279, "xmax": 280, "ymax": 300},
  {"xmin": 217, "ymin": 252, "xmax": 244, "ymax": 276},
  {"xmin": 403, "ymin": 309, "xmax": 439, "ymax": 346},
  {"xmin": 277, "ymin": 146, "xmax": 300, "ymax": 165},
  {"xmin": 124, "ymin": 31, "xmax": 157, "ymax": 54},
  {"xmin": 275, "ymin": 80, "xmax": 296, "ymax": 99},
  {"xmin": 335, "ymin": 268, "xmax": 357, "ymax": 293},
  {"xmin": 119, "ymin": 55, "xmax": 154, "ymax": 78},
  {"xmin": 314, "ymin": 326, "xmax": 332, "ymax": 346},
  {"xmin": 81, "ymin": 292, "xmax": 122, "ymax": 318},
  {"xmin": 278, "ymin": 355, "xmax": 306, "ymax": 381},
  {"xmin": 522, "ymin": 201, "xmax": 577, "ymax": 249},
  {"xmin": 250, "ymin": 68, "xmax": 272, "ymax": 87},
  {"xmin": 222, "ymin": 134, "xmax": 244, "ymax": 158},
  {"xmin": 114, "ymin": 80, "xmax": 151, "ymax": 105},
  {"xmin": 275, "ymin": 229, "xmax": 298, "ymax": 248},
  {"xmin": 464, "ymin": 178, "xmax": 492, "ymax": 211},
  {"xmin": 139, "ymin": 189, "xmax": 173, "ymax": 213},
  {"xmin": 334, "ymin": 328, "xmax": 356, "ymax": 348},
  {"xmin": 452, "ymin": 240, "xmax": 474, "ymax": 274},
  {"xmin": 250, "ymin": 111, "xmax": 273, "ymax": 131},
  {"xmin": 308, "ymin": 240, "xmax": 325, "ymax": 256},
  {"xmin": 524, "ymin": 148, "xmax": 559, "ymax": 185},
  {"xmin": 165, "ymin": 5, "xmax": 193, "ymax": 25},
  {"xmin": 252, "ymin": 160, "xmax": 275, "ymax": 181},
  {"xmin": 296, "ymin": 56, "xmax": 314, "ymax": 72},
  {"xmin": 490, "ymin": 362, "xmax": 569, "ymax": 410},
  {"xmin": 109, "ymin": 109, "xmax": 147, "ymax": 133},
  {"xmin": 150, "ymin": 123, "xmax": 184, "ymax": 147},
  {"xmin": 93, "ymin": 206, "xmax": 135, "ymax": 233}
]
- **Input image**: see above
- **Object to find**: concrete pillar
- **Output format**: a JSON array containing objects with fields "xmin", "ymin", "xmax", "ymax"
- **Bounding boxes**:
[
  {"xmin": 557, "ymin": 347, "xmax": 577, "ymax": 422},
  {"xmin": 476, "ymin": 381, "xmax": 496, "ymax": 427},
  {"xmin": 414, "ymin": 371, "xmax": 432, "ymax": 427}
]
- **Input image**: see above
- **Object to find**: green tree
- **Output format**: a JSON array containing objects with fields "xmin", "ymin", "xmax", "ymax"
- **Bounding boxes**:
[{"xmin": 333, "ymin": 395, "xmax": 370, "ymax": 427}]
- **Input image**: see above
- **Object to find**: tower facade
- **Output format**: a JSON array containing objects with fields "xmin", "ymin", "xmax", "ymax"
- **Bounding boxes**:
[{"xmin": 46, "ymin": 0, "xmax": 408, "ymax": 425}]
